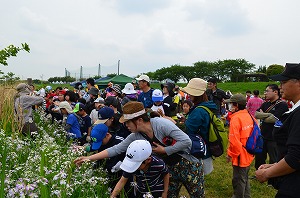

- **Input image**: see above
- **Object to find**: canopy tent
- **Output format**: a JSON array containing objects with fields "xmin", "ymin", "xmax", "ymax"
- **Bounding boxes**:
[
  {"xmin": 96, "ymin": 74, "xmax": 134, "ymax": 89},
  {"xmin": 95, "ymin": 76, "xmax": 111, "ymax": 83}
]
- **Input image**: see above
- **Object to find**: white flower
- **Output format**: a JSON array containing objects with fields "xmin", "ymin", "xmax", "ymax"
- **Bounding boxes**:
[
  {"xmin": 60, "ymin": 180, "xmax": 66, "ymax": 185},
  {"xmin": 143, "ymin": 192, "xmax": 154, "ymax": 198}
]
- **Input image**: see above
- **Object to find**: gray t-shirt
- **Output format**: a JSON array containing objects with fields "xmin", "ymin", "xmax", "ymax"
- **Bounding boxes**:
[{"xmin": 106, "ymin": 117, "xmax": 198, "ymax": 163}]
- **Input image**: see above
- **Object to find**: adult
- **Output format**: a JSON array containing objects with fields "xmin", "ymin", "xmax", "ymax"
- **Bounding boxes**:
[
  {"xmin": 225, "ymin": 94, "xmax": 256, "ymax": 198},
  {"xmin": 245, "ymin": 91, "xmax": 253, "ymax": 103},
  {"xmin": 136, "ymin": 74, "xmax": 154, "ymax": 108},
  {"xmin": 90, "ymin": 97, "xmax": 105, "ymax": 124},
  {"xmin": 111, "ymin": 84, "xmax": 122, "ymax": 98},
  {"xmin": 104, "ymin": 98, "xmax": 131, "ymax": 138},
  {"xmin": 14, "ymin": 83, "xmax": 44, "ymax": 136},
  {"xmin": 65, "ymin": 90, "xmax": 78, "ymax": 109},
  {"xmin": 206, "ymin": 78, "xmax": 230, "ymax": 117},
  {"xmin": 161, "ymin": 82, "xmax": 176, "ymax": 117},
  {"xmin": 74, "ymin": 101, "xmax": 204, "ymax": 198},
  {"xmin": 85, "ymin": 87, "xmax": 99, "ymax": 115},
  {"xmin": 182, "ymin": 78, "xmax": 217, "ymax": 175},
  {"xmin": 82, "ymin": 78, "xmax": 97, "ymax": 102},
  {"xmin": 121, "ymin": 83, "xmax": 137, "ymax": 106},
  {"xmin": 254, "ymin": 84, "xmax": 288, "ymax": 170},
  {"xmin": 255, "ymin": 63, "xmax": 300, "ymax": 197},
  {"xmin": 246, "ymin": 90, "xmax": 263, "ymax": 117}
]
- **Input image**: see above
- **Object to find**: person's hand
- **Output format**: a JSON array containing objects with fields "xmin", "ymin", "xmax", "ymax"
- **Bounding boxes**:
[
  {"xmin": 178, "ymin": 113, "xmax": 186, "ymax": 122},
  {"xmin": 157, "ymin": 108, "xmax": 165, "ymax": 117},
  {"xmin": 86, "ymin": 136, "xmax": 91, "ymax": 142},
  {"xmin": 226, "ymin": 155, "xmax": 232, "ymax": 163},
  {"xmin": 152, "ymin": 142, "xmax": 166, "ymax": 154},
  {"xmin": 258, "ymin": 163, "xmax": 275, "ymax": 170},
  {"xmin": 74, "ymin": 156, "xmax": 90, "ymax": 167},
  {"xmin": 255, "ymin": 168, "xmax": 269, "ymax": 183}
]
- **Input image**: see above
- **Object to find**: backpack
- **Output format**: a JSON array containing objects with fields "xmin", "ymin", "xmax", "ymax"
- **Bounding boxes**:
[
  {"xmin": 245, "ymin": 114, "xmax": 263, "ymax": 154},
  {"xmin": 189, "ymin": 133, "xmax": 207, "ymax": 158},
  {"xmin": 197, "ymin": 106, "xmax": 228, "ymax": 157}
]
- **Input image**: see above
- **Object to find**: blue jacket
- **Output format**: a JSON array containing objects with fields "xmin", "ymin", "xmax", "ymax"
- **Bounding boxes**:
[{"xmin": 185, "ymin": 101, "xmax": 217, "ymax": 158}]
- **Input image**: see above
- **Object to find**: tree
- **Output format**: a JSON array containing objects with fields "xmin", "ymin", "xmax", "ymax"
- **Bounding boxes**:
[
  {"xmin": 193, "ymin": 61, "xmax": 215, "ymax": 80},
  {"xmin": 216, "ymin": 59, "xmax": 256, "ymax": 82},
  {"xmin": 255, "ymin": 65, "xmax": 267, "ymax": 74},
  {"xmin": 266, "ymin": 64, "xmax": 284, "ymax": 77},
  {"xmin": 0, "ymin": 43, "xmax": 30, "ymax": 66},
  {"xmin": 107, "ymin": 73, "xmax": 117, "ymax": 78},
  {"xmin": 165, "ymin": 64, "xmax": 184, "ymax": 83},
  {"xmin": 0, "ymin": 72, "xmax": 20, "ymax": 84}
]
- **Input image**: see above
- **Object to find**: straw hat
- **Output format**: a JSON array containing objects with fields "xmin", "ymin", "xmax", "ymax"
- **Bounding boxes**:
[
  {"xmin": 119, "ymin": 101, "xmax": 146, "ymax": 123},
  {"xmin": 181, "ymin": 78, "xmax": 207, "ymax": 96}
]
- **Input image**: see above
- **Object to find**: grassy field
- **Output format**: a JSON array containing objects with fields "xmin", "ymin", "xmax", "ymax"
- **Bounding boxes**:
[{"xmin": 179, "ymin": 154, "xmax": 277, "ymax": 198}]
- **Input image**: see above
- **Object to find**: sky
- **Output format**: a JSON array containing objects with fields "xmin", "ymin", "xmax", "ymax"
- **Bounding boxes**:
[{"xmin": 1, "ymin": 0, "xmax": 300, "ymax": 80}]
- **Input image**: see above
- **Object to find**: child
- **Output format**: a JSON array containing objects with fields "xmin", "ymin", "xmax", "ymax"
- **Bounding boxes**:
[
  {"xmin": 151, "ymin": 89, "xmax": 165, "ymax": 115},
  {"xmin": 181, "ymin": 99, "xmax": 193, "ymax": 116},
  {"xmin": 111, "ymin": 140, "xmax": 169, "ymax": 198},
  {"xmin": 73, "ymin": 103, "xmax": 92, "ymax": 145},
  {"xmin": 177, "ymin": 99, "xmax": 193, "ymax": 126}
]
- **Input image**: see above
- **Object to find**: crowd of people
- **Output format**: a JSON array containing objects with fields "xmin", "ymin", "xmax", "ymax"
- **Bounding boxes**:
[{"xmin": 13, "ymin": 63, "xmax": 300, "ymax": 198}]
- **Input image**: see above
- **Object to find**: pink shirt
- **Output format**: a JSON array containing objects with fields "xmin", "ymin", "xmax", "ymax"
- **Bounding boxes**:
[{"xmin": 247, "ymin": 96, "xmax": 264, "ymax": 116}]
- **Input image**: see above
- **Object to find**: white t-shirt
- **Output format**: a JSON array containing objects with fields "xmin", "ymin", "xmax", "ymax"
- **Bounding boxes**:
[{"xmin": 151, "ymin": 105, "xmax": 165, "ymax": 115}]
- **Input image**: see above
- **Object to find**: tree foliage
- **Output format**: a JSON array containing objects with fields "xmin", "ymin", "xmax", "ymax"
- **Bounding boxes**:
[
  {"xmin": 107, "ymin": 73, "xmax": 117, "ymax": 78},
  {"xmin": 0, "ymin": 71, "xmax": 20, "ymax": 84},
  {"xmin": 148, "ymin": 59, "xmax": 257, "ymax": 82},
  {"xmin": 266, "ymin": 64, "xmax": 284, "ymax": 76},
  {"xmin": 255, "ymin": 65, "xmax": 267, "ymax": 74},
  {"xmin": 0, "ymin": 43, "xmax": 30, "ymax": 66},
  {"xmin": 48, "ymin": 76, "xmax": 76, "ymax": 83}
]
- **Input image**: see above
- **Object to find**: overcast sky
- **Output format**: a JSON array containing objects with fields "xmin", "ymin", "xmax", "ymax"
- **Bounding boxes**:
[{"xmin": 1, "ymin": 0, "xmax": 300, "ymax": 80}]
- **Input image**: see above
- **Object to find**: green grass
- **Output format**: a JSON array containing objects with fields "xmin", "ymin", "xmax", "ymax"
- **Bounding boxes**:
[
  {"xmin": 150, "ymin": 81, "xmax": 277, "ymax": 95},
  {"xmin": 180, "ymin": 155, "xmax": 277, "ymax": 198}
]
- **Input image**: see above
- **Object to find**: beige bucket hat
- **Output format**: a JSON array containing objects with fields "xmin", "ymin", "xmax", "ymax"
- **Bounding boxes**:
[{"xmin": 181, "ymin": 78, "xmax": 207, "ymax": 96}]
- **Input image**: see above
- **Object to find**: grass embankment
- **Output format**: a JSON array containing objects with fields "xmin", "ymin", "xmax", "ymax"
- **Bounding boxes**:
[{"xmin": 149, "ymin": 81, "xmax": 274, "ymax": 95}]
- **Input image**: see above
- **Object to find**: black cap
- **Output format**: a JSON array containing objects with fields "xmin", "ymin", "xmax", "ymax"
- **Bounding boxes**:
[
  {"xmin": 269, "ymin": 63, "xmax": 300, "ymax": 81},
  {"xmin": 105, "ymin": 96, "xmax": 119, "ymax": 108}
]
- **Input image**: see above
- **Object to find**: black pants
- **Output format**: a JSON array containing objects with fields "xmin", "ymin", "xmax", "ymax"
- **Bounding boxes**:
[
  {"xmin": 255, "ymin": 139, "xmax": 278, "ymax": 170},
  {"xmin": 22, "ymin": 122, "xmax": 38, "ymax": 137}
]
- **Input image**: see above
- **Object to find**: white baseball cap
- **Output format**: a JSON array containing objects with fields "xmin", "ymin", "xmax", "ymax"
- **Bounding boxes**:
[
  {"xmin": 120, "ymin": 140, "xmax": 152, "ymax": 173},
  {"xmin": 136, "ymin": 75, "xmax": 150, "ymax": 83},
  {"xmin": 152, "ymin": 89, "xmax": 163, "ymax": 102}
]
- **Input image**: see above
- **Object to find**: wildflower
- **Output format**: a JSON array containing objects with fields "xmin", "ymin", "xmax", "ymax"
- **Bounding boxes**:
[
  {"xmin": 143, "ymin": 192, "xmax": 154, "ymax": 198},
  {"xmin": 60, "ymin": 180, "xmax": 66, "ymax": 185}
]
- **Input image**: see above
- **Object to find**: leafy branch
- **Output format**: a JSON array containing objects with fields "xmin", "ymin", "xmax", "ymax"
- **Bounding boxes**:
[{"xmin": 0, "ymin": 43, "xmax": 30, "ymax": 66}]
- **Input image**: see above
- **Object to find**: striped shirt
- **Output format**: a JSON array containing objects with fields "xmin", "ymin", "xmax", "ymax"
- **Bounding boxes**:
[{"xmin": 123, "ymin": 155, "xmax": 168, "ymax": 194}]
